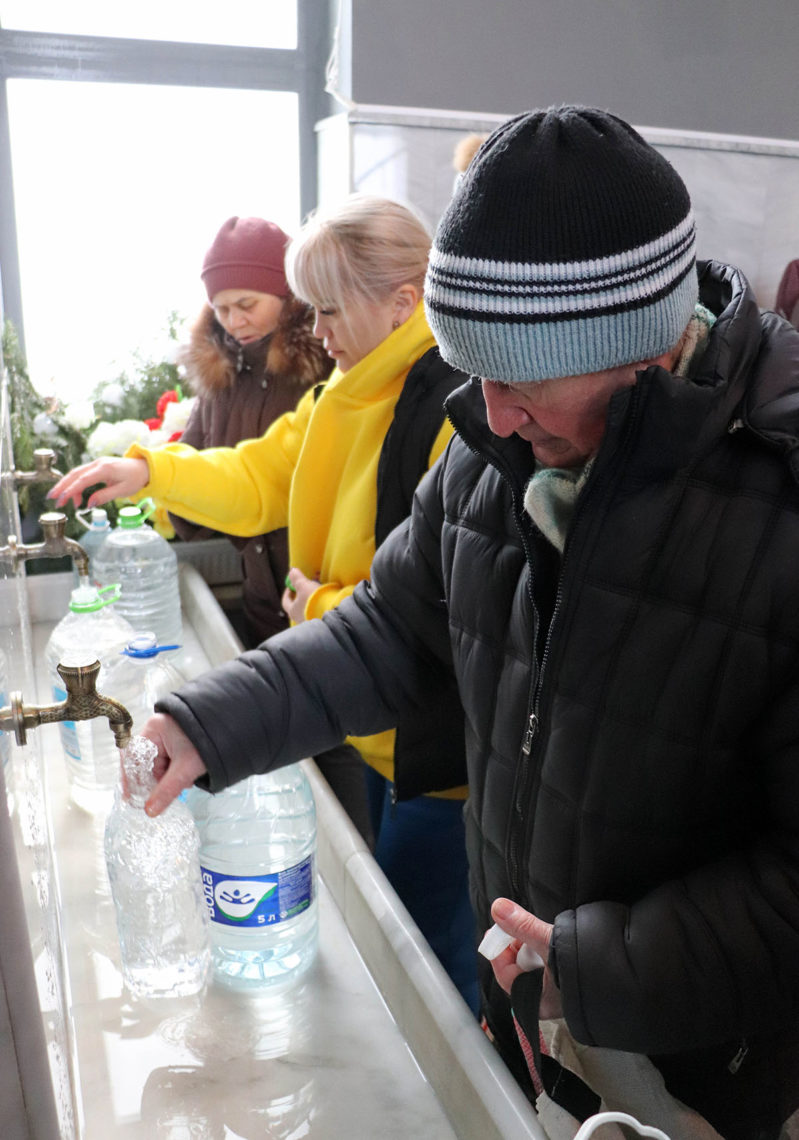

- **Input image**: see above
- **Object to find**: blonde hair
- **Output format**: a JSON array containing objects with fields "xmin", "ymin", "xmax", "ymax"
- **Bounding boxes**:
[
  {"xmin": 452, "ymin": 133, "xmax": 488, "ymax": 174},
  {"xmin": 285, "ymin": 194, "xmax": 431, "ymax": 315}
]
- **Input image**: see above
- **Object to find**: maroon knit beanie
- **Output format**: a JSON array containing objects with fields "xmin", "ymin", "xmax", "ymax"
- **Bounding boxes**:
[{"xmin": 201, "ymin": 216, "xmax": 290, "ymax": 301}]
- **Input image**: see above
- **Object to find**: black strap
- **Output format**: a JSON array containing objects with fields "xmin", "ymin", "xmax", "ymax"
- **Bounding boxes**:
[
  {"xmin": 511, "ymin": 968, "xmax": 601, "ymax": 1121},
  {"xmin": 375, "ymin": 347, "xmax": 464, "ymax": 547}
]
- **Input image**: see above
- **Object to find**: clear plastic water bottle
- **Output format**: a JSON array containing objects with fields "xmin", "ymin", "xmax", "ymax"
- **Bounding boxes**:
[
  {"xmin": 73, "ymin": 505, "xmax": 112, "ymax": 586},
  {"xmin": 0, "ymin": 646, "xmax": 10, "ymax": 794},
  {"xmin": 93, "ymin": 500, "xmax": 183, "ymax": 648},
  {"xmin": 102, "ymin": 632, "xmax": 185, "ymax": 734},
  {"xmin": 44, "ymin": 583, "xmax": 136, "ymax": 813},
  {"xmin": 187, "ymin": 766, "xmax": 318, "ymax": 989},
  {"xmin": 104, "ymin": 735, "xmax": 210, "ymax": 999}
]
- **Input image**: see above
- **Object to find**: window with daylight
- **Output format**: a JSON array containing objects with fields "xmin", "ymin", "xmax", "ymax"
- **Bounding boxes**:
[
  {"xmin": 0, "ymin": 0, "xmax": 297, "ymax": 49},
  {"xmin": 0, "ymin": 3, "xmax": 326, "ymax": 403}
]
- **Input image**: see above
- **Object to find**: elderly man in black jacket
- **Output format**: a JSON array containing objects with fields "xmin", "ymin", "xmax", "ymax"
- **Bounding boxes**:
[{"xmin": 142, "ymin": 107, "xmax": 799, "ymax": 1139}]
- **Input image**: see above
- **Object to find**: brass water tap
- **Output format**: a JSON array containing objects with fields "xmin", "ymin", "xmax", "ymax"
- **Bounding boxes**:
[
  {"xmin": 0, "ymin": 660, "xmax": 132, "ymax": 749},
  {"xmin": 0, "ymin": 511, "xmax": 89, "ymax": 577},
  {"xmin": 11, "ymin": 448, "xmax": 63, "ymax": 487}
]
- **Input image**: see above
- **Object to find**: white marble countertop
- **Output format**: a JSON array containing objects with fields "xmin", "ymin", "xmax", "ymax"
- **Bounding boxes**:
[{"xmin": 19, "ymin": 566, "xmax": 546, "ymax": 1140}]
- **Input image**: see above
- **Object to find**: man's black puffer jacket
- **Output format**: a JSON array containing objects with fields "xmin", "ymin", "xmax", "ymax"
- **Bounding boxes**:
[{"xmin": 159, "ymin": 262, "xmax": 799, "ymax": 1136}]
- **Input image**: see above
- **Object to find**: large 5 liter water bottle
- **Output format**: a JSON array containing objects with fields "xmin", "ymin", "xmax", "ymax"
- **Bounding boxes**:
[
  {"xmin": 187, "ymin": 766, "xmax": 318, "ymax": 989},
  {"xmin": 93, "ymin": 500, "xmax": 183, "ymax": 648},
  {"xmin": 44, "ymin": 583, "xmax": 135, "ymax": 813},
  {"xmin": 73, "ymin": 505, "xmax": 112, "ymax": 586},
  {"xmin": 105, "ymin": 735, "xmax": 210, "ymax": 998}
]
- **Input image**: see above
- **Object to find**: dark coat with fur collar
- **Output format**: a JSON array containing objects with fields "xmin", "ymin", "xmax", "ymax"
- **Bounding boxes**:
[{"xmin": 171, "ymin": 297, "xmax": 332, "ymax": 645}]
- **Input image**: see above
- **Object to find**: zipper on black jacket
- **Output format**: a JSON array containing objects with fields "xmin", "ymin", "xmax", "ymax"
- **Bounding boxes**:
[
  {"xmin": 506, "ymin": 382, "xmax": 647, "ymax": 903},
  {"xmin": 446, "ymin": 398, "xmax": 545, "ymax": 901},
  {"xmin": 727, "ymin": 1038, "xmax": 749, "ymax": 1075},
  {"xmin": 521, "ymin": 712, "xmax": 538, "ymax": 755}
]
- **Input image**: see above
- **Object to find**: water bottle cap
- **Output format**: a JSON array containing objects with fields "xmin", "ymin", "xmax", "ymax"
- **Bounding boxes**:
[
  {"xmin": 118, "ymin": 498, "xmax": 156, "ymax": 527},
  {"xmin": 76, "ymin": 505, "xmax": 110, "ymax": 532},
  {"xmin": 69, "ymin": 582, "xmax": 122, "ymax": 612},
  {"xmin": 120, "ymin": 632, "xmax": 182, "ymax": 659},
  {"xmin": 123, "ymin": 631, "xmax": 158, "ymax": 655},
  {"xmin": 117, "ymin": 505, "xmax": 144, "ymax": 528}
]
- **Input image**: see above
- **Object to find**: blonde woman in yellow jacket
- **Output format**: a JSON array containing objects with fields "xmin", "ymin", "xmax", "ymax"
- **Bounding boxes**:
[{"xmin": 50, "ymin": 195, "xmax": 478, "ymax": 1013}]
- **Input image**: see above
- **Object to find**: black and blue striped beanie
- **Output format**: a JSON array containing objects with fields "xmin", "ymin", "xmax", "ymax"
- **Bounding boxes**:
[{"xmin": 425, "ymin": 106, "xmax": 697, "ymax": 382}]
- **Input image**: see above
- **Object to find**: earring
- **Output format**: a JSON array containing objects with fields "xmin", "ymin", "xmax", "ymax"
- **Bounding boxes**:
[{"xmin": 392, "ymin": 319, "xmax": 401, "ymax": 330}]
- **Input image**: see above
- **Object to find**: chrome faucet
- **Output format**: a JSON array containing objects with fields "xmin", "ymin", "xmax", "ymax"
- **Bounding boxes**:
[
  {"xmin": 0, "ymin": 659, "xmax": 133, "ymax": 750},
  {"xmin": 0, "ymin": 510, "xmax": 90, "ymax": 577},
  {"xmin": 10, "ymin": 448, "xmax": 64, "ymax": 488}
]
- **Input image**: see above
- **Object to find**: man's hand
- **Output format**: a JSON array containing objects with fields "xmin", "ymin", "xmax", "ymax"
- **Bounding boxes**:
[
  {"xmin": 140, "ymin": 712, "xmax": 208, "ymax": 817},
  {"xmin": 281, "ymin": 567, "xmax": 320, "ymax": 624},
  {"xmin": 489, "ymin": 897, "xmax": 563, "ymax": 1018}
]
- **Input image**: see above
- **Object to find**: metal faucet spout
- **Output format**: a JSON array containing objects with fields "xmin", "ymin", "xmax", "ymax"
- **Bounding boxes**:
[
  {"xmin": 0, "ymin": 510, "xmax": 89, "ymax": 577},
  {"xmin": 10, "ymin": 448, "xmax": 64, "ymax": 487},
  {"xmin": 0, "ymin": 660, "xmax": 133, "ymax": 749}
]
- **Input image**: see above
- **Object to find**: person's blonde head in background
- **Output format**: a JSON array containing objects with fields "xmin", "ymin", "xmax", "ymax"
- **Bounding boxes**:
[
  {"xmin": 453, "ymin": 133, "xmax": 489, "ymax": 175},
  {"xmin": 285, "ymin": 194, "xmax": 431, "ymax": 371}
]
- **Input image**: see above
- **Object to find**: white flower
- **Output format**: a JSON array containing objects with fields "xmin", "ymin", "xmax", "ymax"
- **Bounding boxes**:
[
  {"xmin": 32, "ymin": 412, "xmax": 58, "ymax": 437},
  {"xmin": 146, "ymin": 428, "xmax": 169, "ymax": 448},
  {"xmin": 61, "ymin": 400, "xmax": 96, "ymax": 432},
  {"xmin": 160, "ymin": 395, "xmax": 195, "ymax": 436},
  {"xmin": 98, "ymin": 381, "xmax": 125, "ymax": 408},
  {"xmin": 85, "ymin": 418, "xmax": 152, "ymax": 459}
]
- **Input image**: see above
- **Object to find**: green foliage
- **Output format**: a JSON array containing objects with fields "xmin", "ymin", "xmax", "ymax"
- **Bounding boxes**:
[
  {"xmin": 3, "ymin": 313, "xmax": 185, "ymax": 541},
  {"xmin": 91, "ymin": 311, "xmax": 183, "ymax": 423},
  {"xmin": 3, "ymin": 320, "xmax": 87, "ymax": 537}
]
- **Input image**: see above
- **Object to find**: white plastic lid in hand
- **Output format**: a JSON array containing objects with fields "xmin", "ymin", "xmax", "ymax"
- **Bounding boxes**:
[{"xmin": 478, "ymin": 923, "xmax": 544, "ymax": 970}]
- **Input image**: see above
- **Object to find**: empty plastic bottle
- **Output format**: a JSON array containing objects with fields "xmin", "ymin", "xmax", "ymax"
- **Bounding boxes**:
[
  {"xmin": 93, "ymin": 500, "xmax": 183, "ymax": 648},
  {"xmin": 73, "ymin": 505, "xmax": 112, "ymax": 586},
  {"xmin": 102, "ymin": 632, "xmax": 185, "ymax": 733},
  {"xmin": 187, "ymin": 766, "xmax": 318, "ymax": 989},
  {"xmin": 44, "ymin": 583, "xmax": 135, "ymax": 813},
  {"xmin": 105, "ymin": 734, "xmax": 210, "ymax": 999}
]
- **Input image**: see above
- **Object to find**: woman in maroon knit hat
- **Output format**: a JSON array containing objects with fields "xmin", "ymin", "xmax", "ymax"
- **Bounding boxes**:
[{"xmin": 173, "ymin": 216, "xmax": 332, "ymax": 646}]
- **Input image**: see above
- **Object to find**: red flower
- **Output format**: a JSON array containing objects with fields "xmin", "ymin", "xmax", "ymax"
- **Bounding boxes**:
[
  {"xmin": 156, "ymin": 389, "xmax": 180, "ymax": 419},
  {"xmin": 167, "ymin": 430, "xmax": 183, "ymax": 443},
  {"xmin": 144, "ymin": 416, "xmax": 162, "ymax": 430}
]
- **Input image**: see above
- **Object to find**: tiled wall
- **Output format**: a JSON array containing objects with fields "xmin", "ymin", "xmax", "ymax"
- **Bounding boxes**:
[{"xmin": 317, "ymin": 106, "xmax": 799, "ymax": 310}]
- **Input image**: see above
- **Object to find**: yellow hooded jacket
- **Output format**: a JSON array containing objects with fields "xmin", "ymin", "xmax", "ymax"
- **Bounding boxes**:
[{"xmin": 128, "ymin": 302, "xmax": 462, "ymax": 790}]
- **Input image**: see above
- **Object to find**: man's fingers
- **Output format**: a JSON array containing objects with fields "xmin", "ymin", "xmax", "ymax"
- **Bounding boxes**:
[
  {"xmin": 145, "ymin": 774, "xmax": 180, "ymax": 817},
  {"xmin": 490, "ymin": 897, "xmax": 552, "ymax": 956}
]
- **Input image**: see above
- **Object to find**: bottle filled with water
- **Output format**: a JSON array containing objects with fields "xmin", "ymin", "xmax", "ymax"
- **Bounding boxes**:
[
  {"xmin": 102, "ymin": 632, "xmax": 185, "ymax": 734},
  {"xmin": 44, "ymin": 583, "xmax": 135, "ymax": 813},
  {"xmin": 105, "ymin": 735, "xmax": 210, "ymax": 998},
  {"xmin": 187, "ymin": 765, "xmax": 318, "ymax": 989},
  {"xmin": 93, "ymin": 500, "xmax": 183, "ymax": 648},
  {"xmin": 0, "ymin": 646, "xmax": 10, "ymax": 799},
  {"xmin": 73, "ymin": 505, "xmax": 112, "ymax": 586}
]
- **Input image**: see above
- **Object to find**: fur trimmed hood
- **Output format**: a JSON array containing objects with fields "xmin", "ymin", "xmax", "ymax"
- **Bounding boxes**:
[{"xmin": 178, "ymin": 295, "xmax": 331, "ymax": 397}]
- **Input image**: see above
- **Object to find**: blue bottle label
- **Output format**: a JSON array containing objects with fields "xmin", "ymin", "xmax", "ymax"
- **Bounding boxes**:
[
  {"xmin": 52, "ymin": 684, "xmax": 80, "ymax": 758},
  {"xmin": 200, "ymin": 855, "xmax": 315, "ymax": 928}
]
